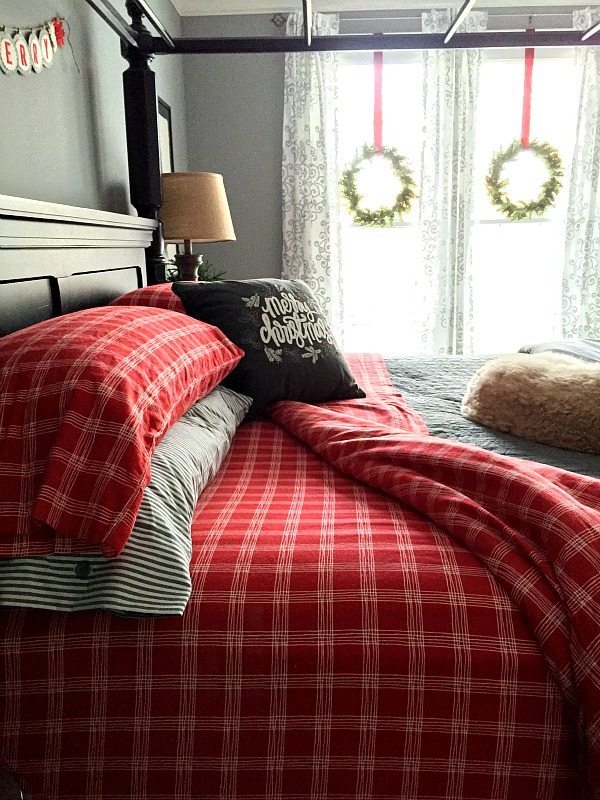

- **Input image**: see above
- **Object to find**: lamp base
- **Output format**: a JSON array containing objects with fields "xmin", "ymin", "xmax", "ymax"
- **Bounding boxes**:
[{"xmin": 174, "ymin": 252, "xmax": 203, "ymax": 282}]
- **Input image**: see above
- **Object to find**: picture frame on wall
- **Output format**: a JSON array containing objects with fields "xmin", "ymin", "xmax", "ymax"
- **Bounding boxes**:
[
  {"xmin": 158, "ymin": 98, "xmax": 177, "ymax": 262},
  {"xmin": 158, "ymin": 98, "xmax": 175, "ymax": 173}
]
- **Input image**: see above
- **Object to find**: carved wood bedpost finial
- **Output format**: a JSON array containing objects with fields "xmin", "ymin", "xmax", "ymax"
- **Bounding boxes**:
[{"xmin": 122, "ymin": 1, "xmax": 167, "ymax": 284}]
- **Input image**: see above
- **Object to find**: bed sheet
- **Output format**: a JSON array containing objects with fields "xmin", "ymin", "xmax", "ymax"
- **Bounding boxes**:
[{"xmin": 0, "ymin": 355, "xmax": 596, "ymax": 800}]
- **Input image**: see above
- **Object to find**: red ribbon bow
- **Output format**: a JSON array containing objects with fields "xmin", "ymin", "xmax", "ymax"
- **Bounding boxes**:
[
  {"xmin": 373, "ymin": 51, "xmax": 383, "ymax": 151},
  {"xmin": 521, "ymin": 34, "xmax": 535, "ymax": 148}
]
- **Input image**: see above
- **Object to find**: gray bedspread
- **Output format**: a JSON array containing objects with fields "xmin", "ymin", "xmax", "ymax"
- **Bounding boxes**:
[{"xmin": 385, "ymin": 356, "xmax": 600, "ymax": 479}]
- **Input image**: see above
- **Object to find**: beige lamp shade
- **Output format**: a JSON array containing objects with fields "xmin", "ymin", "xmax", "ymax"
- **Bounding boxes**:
[{"xmin": 159, "ymin": 172, "xmax": 236, "ymax": 243}]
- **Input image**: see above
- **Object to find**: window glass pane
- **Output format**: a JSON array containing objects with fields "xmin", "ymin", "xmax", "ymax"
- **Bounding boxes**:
[
  {"xmin": 342, "ymin": 226, "xmax": 423, "ymax": 353},
  {"xmin": 339, "ymin": 57, "xmax": 424, "ymax": 353},
  {"xmin": 472, "ymin": 54, "xmax": 577, "ymax": 220},
  {"xmin": 470, "ymin": 53, "xmax": 577, "ymax": 353},
  {"xmin": 470, "ymin": 222, "xmax": 565, "ymax": 353},
  {"xmin": 337, "ymin": 52, "xmax": 578, "ymax": 355}
]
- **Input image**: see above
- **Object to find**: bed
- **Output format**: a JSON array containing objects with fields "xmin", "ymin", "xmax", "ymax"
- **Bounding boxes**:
[{"xmin": 0, "ymin": 194, "xmax": 599, "ymax": 800}]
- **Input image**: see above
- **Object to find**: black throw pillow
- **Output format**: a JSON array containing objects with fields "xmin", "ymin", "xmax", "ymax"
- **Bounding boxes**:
[{"xmin": 172, "ymin": 279, "xmax": 365, "ymax": 417}]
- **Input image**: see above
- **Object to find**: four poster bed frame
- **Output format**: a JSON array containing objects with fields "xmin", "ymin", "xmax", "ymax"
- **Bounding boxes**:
[
  {"xmin": 0, "ymin": 5, "xmax": 598, "ymax": 799},
  {"xmin": 85, "ymin": 0, "xmax": 597, "ymax": 286}
]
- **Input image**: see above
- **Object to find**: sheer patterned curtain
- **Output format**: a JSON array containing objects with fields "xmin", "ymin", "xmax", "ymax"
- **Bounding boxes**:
[
  {"xmin": 281, "ymin": 13, "xmax": 344, "ymax": 339},
  {"xmin": 419, "ymin": 9, "xmax": 487, "ymax": 354},
  {"xmin": 562, "ymin": 8, "xmax": 600, "ymax": 338}
]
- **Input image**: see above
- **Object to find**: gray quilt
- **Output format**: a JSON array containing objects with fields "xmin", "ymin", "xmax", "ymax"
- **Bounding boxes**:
[{"xmin": 385, "ymin": 356, "xmax": 600, "ymax": 479}]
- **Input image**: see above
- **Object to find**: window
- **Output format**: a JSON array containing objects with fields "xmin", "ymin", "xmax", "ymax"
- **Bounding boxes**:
[
  {"xmin": 337, "ymin": 50, "xmax": 577, "ymax": 355},
  {"xmin": 339, "ymin": 55, "xmax": 424, "ymax": 353},
  {"xmin": 470, "ymin": 53, "xmax": 577, "ymax": 353}
]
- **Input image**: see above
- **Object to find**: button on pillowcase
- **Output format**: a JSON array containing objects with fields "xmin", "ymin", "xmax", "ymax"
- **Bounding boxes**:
[
  {"xmin": 0, "ymin": 305, "xmax": 243, "ymax": 558},
  {"xmin": 173, "ymin": 279, "xmax": 365, "ymax": 418}
]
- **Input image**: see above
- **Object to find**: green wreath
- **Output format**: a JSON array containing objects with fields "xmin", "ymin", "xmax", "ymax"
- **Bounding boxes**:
[
  {"xmin": 341, "ymin": 144, "xmax": 417, "ymax": 227},
  {"xmin": 485, "ymin": 139, "xmax": 563, "ymax": 221}
]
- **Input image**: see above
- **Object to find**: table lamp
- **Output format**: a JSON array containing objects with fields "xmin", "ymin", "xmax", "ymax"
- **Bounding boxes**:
[{"xmin": 159, "ymin": 172, "xmax": 236, "ymax": 281}]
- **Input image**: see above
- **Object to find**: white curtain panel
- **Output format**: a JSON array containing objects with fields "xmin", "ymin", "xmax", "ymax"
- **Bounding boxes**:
[
  {"xmin": 281, "ymin": 13, "xmax": 344, "ymax": 340},
  {"xmin": 419, "ymin": 9, "xmax": 487, "ymax": 355},
  {"xmin": 562, "ymin": 8, "xmax": 600, "ymax": 338}
]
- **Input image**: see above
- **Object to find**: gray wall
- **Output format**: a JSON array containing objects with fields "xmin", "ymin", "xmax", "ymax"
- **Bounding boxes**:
[
  {"xmin": 179, "ymin": 12, "xmax": 414, "ymax": 282},
  {"xmin": 181, "ymin": 15, "xmax": 284, "ymax": 280},
  {"xmin": 0, "ymin": 0, "xmax": 188, "ymax": 215}
]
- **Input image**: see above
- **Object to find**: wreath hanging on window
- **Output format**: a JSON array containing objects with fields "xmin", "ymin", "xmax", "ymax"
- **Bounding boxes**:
[
  {"xmin": 485, "ymin": 139, "xmax": 563, "ymax": 221},
  {"xmin": 340, "ymin": 51, "xmax": 417, "ymax": 227},
  {"xmin": 341, "ymin": 144, "xmax": 417, "ymax": 227},
  {"xmin": 485, "ymin": 39, "xmax": 563, "ymax": 221}
]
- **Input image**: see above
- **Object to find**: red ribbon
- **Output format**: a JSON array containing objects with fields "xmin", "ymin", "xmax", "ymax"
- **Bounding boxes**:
[
  {"xmin": 373, "ymin": 51, "xmax": 383, "ymax": 151},
  {"xmin": 521, "ymin": 36, "xmax": 535, "ymax": 148}
]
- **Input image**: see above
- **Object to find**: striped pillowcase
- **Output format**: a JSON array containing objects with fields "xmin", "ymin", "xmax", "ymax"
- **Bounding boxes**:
[{"xmin": 0, "ymin": 386, "xmax": 251, "ymax": 617}]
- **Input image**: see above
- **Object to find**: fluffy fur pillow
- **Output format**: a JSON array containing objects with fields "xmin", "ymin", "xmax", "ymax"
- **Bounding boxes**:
[{"xmin": 461, "ymin": 352, "xmax": 600, "ymax": 454}]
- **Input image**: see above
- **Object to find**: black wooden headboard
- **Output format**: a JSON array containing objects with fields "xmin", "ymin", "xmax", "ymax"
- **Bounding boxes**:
[{"xmin": 0, "ymin": 194, "xmax": 156, "ymax": 336}]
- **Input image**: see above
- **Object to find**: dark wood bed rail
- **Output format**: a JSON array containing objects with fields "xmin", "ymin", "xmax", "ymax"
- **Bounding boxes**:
[{"xmin": 147, "ymin": 28, "xmax": 588, "ymax": 54}]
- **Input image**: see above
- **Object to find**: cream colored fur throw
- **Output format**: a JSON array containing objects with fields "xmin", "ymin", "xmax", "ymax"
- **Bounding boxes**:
[{"xmin": 461, "ymin": 352, "xmax": 600, "ymax": 454}]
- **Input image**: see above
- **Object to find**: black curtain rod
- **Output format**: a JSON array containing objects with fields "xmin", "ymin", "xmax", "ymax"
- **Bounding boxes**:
[{"xmin": 148, "ymin": 29, "xmax": 590, "ymax": 55}]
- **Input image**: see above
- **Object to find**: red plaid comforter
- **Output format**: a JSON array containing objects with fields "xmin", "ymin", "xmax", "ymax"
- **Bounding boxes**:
[{"xmin": 0, "ymin": 354, "xmax": 599, "ymax": 799}]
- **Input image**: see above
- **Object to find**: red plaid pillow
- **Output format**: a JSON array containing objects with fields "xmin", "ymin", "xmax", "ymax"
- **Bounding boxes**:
[
  {"xmin": 0, "ymin": 306, "xmax": 243, "ymax": 558},
  {"xmin": 110, "ymin": 283, "xmax": 185, "ymax": 314}
]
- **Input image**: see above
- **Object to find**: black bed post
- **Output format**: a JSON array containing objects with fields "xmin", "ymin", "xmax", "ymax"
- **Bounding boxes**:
[{"xmin": 122, "ymin": 1, "xmax": 167, "ymax": 284}]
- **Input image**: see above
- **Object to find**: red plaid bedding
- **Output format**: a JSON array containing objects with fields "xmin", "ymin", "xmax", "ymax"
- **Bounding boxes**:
[
  {"xmin": 109, "ymin": 282, "xmax": 186, "ymax": 313},
  {"xmin": 0, "ymin": 354, "xmax": 598, "ymax": 799},
  {"xmin": 0, "ymin": 306, "xmax": 241, "ymax": 557}
]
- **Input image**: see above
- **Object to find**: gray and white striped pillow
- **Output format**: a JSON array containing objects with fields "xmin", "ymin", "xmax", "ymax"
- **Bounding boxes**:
[{"xmin": 0, "ymin": 386, "xmax": 251, "ymax": 617}]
